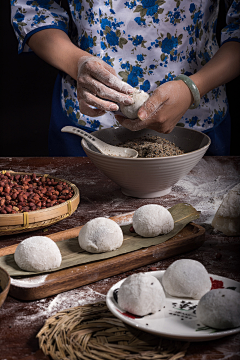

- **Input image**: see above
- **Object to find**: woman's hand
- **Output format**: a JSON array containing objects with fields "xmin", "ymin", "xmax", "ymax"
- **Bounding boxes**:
[
  {"xmin": 115, "ymin": 79, "xmax": 193, "ymax": 133},
  {"xmin": 77, "ymin": 56, "xmax": 134, "ymax": 117}
]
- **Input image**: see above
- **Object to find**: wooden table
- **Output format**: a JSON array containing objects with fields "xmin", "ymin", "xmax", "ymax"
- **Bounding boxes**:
[{"xmin": 0, "ymin": 157, "xmax": 239, "ymax": 360}]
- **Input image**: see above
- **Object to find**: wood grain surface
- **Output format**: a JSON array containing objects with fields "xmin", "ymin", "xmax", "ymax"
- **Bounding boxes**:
[
  {"xmin": 1, "ymin": 156, "xmax": 239, "ymax": 360},
  {"xmin": 0, "ymin": 212, "xmax": 134, "ymax": 256}
]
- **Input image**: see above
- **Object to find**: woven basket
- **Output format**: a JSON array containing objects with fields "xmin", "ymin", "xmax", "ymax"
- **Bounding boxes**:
[
  {"xmin": 0, "ymin": 170, "xmax": 80, "ymax": 236},
  {"xmin": 37, "ymin": 302, "xmax": 189, "ymax": 360}
]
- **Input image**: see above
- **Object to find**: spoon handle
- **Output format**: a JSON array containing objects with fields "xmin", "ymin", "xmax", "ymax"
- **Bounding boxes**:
[{"xmin": 61, "ymin": 126, "xmax": 104, "ymax": 154}]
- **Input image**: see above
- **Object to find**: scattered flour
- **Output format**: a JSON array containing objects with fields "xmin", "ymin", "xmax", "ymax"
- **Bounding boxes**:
[
  {"xmin": 172, "ymin": 158, "xmax": 240, "ymax": 225},
  {"xmin": 11, "ymin": 275, "xmax": 48, "ymax": 288},
  {"xmin": 211, "ymin": 183, "xmax": 240, "ymax": 236},
  {"xmin": 12, "ymin": 286, "xmax": 106, "ymax": 327},
  {"xmin": 114, "ymin": 212, "xmax": 134, "ymax": 226}
]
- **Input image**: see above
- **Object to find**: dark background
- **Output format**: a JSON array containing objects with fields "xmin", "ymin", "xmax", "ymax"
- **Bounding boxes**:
[{"xmin": 1, "ymin": 0, "xmax": 239, "ymax": 157}]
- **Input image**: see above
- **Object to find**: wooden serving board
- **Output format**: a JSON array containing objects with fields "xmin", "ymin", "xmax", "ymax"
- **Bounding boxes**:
[{"xmin": 0, "ymin": 212, "xmax": 205, "ymax": 301}]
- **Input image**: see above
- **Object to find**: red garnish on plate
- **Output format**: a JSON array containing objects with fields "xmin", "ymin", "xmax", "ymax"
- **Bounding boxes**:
[
  {"xmin": 210, "ymin": 277, "xmax": 224, "ymax": 289},
  {"xmin": 129, "ymin": 226, "xmax": 135, "ymax": 233},
  {"xmin": 117, "ymin": 309, "xmax": 142, "ymax": 319}
]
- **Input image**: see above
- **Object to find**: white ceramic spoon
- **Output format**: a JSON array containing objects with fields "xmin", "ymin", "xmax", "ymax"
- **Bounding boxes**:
[{"xmin": 61, "ymin": 126, "xmax": 138, "ymax": 158}]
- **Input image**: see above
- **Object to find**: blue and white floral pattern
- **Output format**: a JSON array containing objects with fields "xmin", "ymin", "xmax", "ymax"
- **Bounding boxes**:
[{"xmin": 11, "ymin": 0, "xmax": 240, "ymax": 131}]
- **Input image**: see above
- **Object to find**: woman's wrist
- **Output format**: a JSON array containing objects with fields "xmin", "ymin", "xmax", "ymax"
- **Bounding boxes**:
[
  {"xmin": 174, "ymin": 75, "xmax": 200, "ymax": 109},
  {"xmin": 189, "ymin": 73, "xmax": 205, "ymax": 98}
]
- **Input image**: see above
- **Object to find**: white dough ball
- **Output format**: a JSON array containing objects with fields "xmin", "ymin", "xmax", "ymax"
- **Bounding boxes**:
[
  {"xmin": 118, "ymin": 273, "xmax": 165, "ymax": 316},
  {"xmin": 212, "ymin": 183, "xmax": 240, "ymax": 236},
  {"xmin": 78, "ymin": 217, "xmax": 123, "ymax": 253},
  {"xmin": 132, "ymin": 204, "xmax": 174, "ymax": 237},
  {"xmin": 162, "ymin": 259, "xmax": 211, "ymax": 299},
  {"xmin": 196, "ymin": 289, "xmax": 240, "ymax": 329},
  {"xmin": 120, "ymin": 89, "xmax": 149, "ymax": 119},
  {"xmin": 14, "ymin": 236, "xmax": 62, "ymax": 272}
]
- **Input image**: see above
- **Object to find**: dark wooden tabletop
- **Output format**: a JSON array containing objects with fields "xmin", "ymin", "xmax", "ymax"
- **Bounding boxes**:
[{"xmin": 0, "ymin": 156, "xmax": 239, "ymax": 360}]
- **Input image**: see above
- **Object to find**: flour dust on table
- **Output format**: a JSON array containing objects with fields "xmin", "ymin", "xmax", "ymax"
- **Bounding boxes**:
[
  {"xmin": 212, "ymin": 183, "xmax": 240, "ymax": 236},
  {"xmin": 172, "ymin": 158, "xmax": 240, "ymax": 226}
]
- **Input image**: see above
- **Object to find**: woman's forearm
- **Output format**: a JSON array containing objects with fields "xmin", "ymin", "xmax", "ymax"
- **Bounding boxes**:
[
  {"xmin": 190, "ymin": 41, "xmax": 240, "ymax": 98},
  {"xmin": 27, "ymin": 29, "xmax": 91, "ymax": 80},
  {"xmin": 27, "ymin": 28, "xmax": 134, "ymax": 115}
]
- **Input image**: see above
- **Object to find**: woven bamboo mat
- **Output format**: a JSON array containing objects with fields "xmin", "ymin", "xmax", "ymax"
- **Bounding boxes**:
[{"xmin": 37, "ymin": 302, "xmax": 189, "ymax": 360}]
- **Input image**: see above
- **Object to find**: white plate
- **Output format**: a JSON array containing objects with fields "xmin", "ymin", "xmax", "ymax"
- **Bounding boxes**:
[{"xmin": 106, "ymin": 271, "xmax": 240, "ymax": 342}]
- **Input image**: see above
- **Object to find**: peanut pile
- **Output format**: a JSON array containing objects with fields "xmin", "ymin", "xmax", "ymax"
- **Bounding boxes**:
[{"xmin": 0, "ymin": 172, "xmax": 74, "ymax": 214}]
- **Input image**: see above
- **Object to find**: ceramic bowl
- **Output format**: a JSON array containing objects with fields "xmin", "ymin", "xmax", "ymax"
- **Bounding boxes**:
[
  {"xmin": 81, "ymin": 127, "xmax": 210, "ymax": 198},
  {"xmin": 0, "ymin": 267, "xmax": 10, "ymax": 308}
]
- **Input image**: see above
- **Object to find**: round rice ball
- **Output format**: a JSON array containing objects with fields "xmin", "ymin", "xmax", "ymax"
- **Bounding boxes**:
[
  {"xmin": 14, "ymin": 236, "xmax": 62, "ymax": 272},
  {"xmin": 118, "ymin": 273, "xmax": 165, "ymax": 316},
  {"xmin": 162, "ymin": 259, "xmax": 211, "ymax": 299},
  {"xmin": 196, "ymin": 289, "xmax": 240, "ymax": 329},
  {"xmin": 78, "ymin": 217, "xmax": 123, "ymax": 253},
  {"xmin": 132, "ymin": 204, "xmax": 174, "ymax": 237}
]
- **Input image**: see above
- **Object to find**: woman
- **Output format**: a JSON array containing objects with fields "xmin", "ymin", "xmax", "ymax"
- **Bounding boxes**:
[{"xmin": 11, "ymin": 0, "xmax": 240, "ymax": 156}]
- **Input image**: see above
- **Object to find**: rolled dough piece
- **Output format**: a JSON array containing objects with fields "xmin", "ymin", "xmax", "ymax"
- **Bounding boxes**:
[
  {"xmin": 211, "ymin": 183, "xmax": 240, "ymax": 236},
  {"xmin": 162, "ymin": 259, "xmax": 211, "ymax": 299},
  {"xmin": 196, "ymin": 289, "xmax": 240, "ymax": 329},
  {"xmin": 132, "ymin": 204, "xmax": 174, "ymax": 237},
  {"xmin": 118, "ymin": 273, "xmax": 165, "ymax": 316},
  {"xmin": 120, "ymin": 89, "xmax": 149, "ymax": 119},
  {"xmin": 14, "ymin": 236, "xmax": 62, "ymax": 272},
  {"xmin": 78, "ymin": 217, "xmax": 123, "ymax": 253}
]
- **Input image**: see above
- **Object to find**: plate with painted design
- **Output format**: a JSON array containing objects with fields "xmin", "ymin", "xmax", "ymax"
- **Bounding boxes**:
[{"xmin": 106, "ymin": 271, "xmax": 240, "ymax": 342}]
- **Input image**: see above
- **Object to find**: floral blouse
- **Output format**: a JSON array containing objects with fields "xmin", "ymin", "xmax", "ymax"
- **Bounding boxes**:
[{"xmin": 11, "ymin": 0, "xmax": 240, "ymax": 132}]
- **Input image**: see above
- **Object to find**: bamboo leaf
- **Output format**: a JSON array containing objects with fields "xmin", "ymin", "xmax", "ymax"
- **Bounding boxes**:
[{"xmin": 0, "ymin": 204, "xmax": 200, "ymax": 277}]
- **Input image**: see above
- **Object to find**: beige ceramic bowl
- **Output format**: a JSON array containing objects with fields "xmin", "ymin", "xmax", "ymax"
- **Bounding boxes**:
[
  {"xmin": 0, "ymin": 267, "xmax": 10, "ymax": 308},
  {"xmin": 81, "ymin": 127, "xmax": 210, "ymax": 198}
]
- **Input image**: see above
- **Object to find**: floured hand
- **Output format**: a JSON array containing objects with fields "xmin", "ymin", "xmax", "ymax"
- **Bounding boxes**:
[
  {"xmin": 115, "ymin": 80, "xmax": 194, "ymax": 133},
  {"xmin": 77, "ymin": 56, "xmax": 134, "ymax": 117}
]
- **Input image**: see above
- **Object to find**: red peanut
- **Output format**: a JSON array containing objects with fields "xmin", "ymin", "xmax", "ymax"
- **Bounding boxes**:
[{"xmin": 0, "ymin": 173, "xmax": 74, "ymax": 214}]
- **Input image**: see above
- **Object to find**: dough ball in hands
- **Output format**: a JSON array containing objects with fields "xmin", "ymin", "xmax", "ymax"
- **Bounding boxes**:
[
  {"xmin": 118, "ymin": 273, "xmax": 165, "ymax": 316},
  {"xmin": 132, "ymin": 204, "xmax": 174, "ymax": 237},
  {"xmin": 78, "ymin": 217, "xmax": 123, "ymax": 253},
  {"xmin": 212, "ymin": 183, "xmax": 240, "ymax": 236},
  {"xmin": 162, "ymin": 259, "xmax": 211, "ymax": 299},
  {"xmin": 196, "ymin": 289, "xmax": 240, "ymax": 329},
  {"xmin": 14, "ymin": 236, "xmax": 62, "ymax": 272},
  {"xmin": 120, "ymin": 89, "xmax": 149, "ymax": 119}
]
